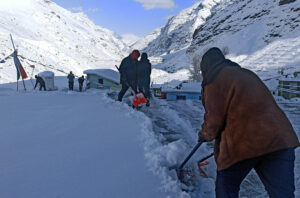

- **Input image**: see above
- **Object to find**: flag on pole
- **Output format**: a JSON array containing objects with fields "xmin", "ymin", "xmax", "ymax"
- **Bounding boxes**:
[{"xmin": 12, "ymin": 51, "xmax": 27, "ymax": 80}]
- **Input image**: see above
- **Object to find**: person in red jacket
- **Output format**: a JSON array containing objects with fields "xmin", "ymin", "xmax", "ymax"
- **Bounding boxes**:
[{"xmin": 198, "ymin": 47, "xmax": 299, "ymax": 198}]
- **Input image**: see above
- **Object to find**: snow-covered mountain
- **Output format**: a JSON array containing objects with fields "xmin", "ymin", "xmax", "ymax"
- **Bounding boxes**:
[
  {"xmin": 187, "ymin": 0, "xmax": 300, "ymax": 88},
  {"xmin": 143, "ymin": 0, "xmax": 221, "ymax": 57},
  {"xmin": 143, "ymin": 0, "xmax": 300, "ymax": 85},
  {"xmin": 0, "ymin": 0, "xmax": 129, "ymax": 83},
  {"xmin": 121, "ymin": 34, "xmax": 140, "ymax": 47},
  {"xmin": 131, "ymin": 28, "xmax": 162, "ymax": 51}
]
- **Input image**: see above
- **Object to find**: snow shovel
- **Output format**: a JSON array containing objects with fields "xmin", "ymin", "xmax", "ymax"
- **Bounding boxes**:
[
  {"xmin": 175, "ymin": 141, "xmax": 203, "ymax": 181},
  {"xmin": 198, "ymin": 152, "xmax": 214, "ymax": 167}
]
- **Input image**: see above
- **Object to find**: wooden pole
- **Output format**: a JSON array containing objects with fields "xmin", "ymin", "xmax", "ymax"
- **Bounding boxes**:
[
  {"xmin": 22, "ymin": 79, "xmax": 26, "ymax": 91},
  {"xmin": 30, "ymin": 66, "xmax": 35, "ymax": 88}
]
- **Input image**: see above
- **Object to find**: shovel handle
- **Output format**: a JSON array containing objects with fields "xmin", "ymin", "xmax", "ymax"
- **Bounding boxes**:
[{"xmin": 178, "ymin": 141, "xmax": 203, "ymax": 169}]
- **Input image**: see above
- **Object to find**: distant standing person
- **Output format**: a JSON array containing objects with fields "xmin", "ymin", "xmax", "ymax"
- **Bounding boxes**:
[
  {"xmin": 78, "ymin": 75, "xmax": 85, "ymax": 92},
  {"xmin": 137, "ymin": 53, "xmax": 151, "ymax": 106},
  {"xmin": 118, "ymin": 50, "xmax": 140, "ymax": 102},
  {"xmin": 67, "ymin": 71, "xmax": 75, "ymax": 91},
  {"xmin": 34, "ymin": 75, "xmax": 46, "ymax": 91}
]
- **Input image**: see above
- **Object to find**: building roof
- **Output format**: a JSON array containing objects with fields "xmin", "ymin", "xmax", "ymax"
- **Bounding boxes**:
[
  {"xmin": 84, "ymin": 69, "xmax": 120, "ymax": 84},
  {"xmin": 38, "ymin": 71, "xmax": 54, "ymax": 77},
  {"xmin": 162, "ymin": 82, "xmax": 202, "ymax": 93},
  {"xmin": 279, "ymin": 76, "xmax": 300, "ymax": 82}
]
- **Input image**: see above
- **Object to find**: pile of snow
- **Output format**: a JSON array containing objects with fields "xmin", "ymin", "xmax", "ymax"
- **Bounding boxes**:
[{"xmin": 0, "ymin": 79, "xmax": 195, "ymax": 197}]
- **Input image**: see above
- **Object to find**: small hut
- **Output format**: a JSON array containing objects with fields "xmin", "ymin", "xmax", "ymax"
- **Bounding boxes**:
[
  {"xmin": 38, "ymin": 71, "xmax": 55, "ymax": 90},
  {"xmin": 84, "ymin": 69, "xmax": 121, "ymax": 90},
  {"xmin": 151, "ymin": 84, "xmax": 163, "ymax": 97},
  {"xmin": 278, "ymin": 75, "xmax": 300, "ymax": 99}
]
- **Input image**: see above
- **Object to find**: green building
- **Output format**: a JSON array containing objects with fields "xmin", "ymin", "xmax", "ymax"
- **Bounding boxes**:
[
  {"xmin": 278, "ymin": 77, "xmax": 300, "ymax": 99},
  {"xmin": 84, "ymin": 69, "xmax": 121, "ymax": 90}
]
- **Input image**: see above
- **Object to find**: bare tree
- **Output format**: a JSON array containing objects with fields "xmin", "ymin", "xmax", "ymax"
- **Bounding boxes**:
[
  {"xmin": 189, "ymin": 46, "xmax": 229, "ymax": 82},
  {"xmin": 188, "ymin": 54, "xmax": 202, "ymax": 82},
  {"xmin": 221, "ymin": 46, "xmax": 229, "ymax": 56}
]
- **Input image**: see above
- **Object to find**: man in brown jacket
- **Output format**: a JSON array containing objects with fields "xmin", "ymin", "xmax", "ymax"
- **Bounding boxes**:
[{"xmin": 198, "ymin": 47, "xmax": 299, "ymax": 198}]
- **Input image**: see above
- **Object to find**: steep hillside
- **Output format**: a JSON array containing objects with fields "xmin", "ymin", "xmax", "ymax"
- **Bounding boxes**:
[
  {"xmin": 0, "ymin": 0, "xmax": 128, "ymax": 83},
  {"xmin": 188, "ymin": 0, "xmax": 300, "ymax": 85},
  {"xmin": 189, "ymin": 0, "xmax": 300, "ymax": 55},
  {"xmin": 143, "ymin": 0, "xmax": 221, "ymax": 57},
  {"xmin": 131, "ymin": 28, "xmax": 162, "ymax": 51},
  {"xmin": 145, "ymin": 0, "xmax": 299, "ymax": 85}
]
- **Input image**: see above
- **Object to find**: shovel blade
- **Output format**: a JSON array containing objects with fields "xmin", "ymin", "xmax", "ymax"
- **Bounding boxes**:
[{"xmin": 132, "ymin": 93, "xmax": 147, "ymax": 107}]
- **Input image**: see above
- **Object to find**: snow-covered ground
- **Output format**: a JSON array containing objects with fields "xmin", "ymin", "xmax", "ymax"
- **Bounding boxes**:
[
  {"xmin": 0, "ymin": 80, "xmax": 172, "ymax": 198},
  {"xmin": 0, "ymin": 0, "xmax": 299, "ymax": 197},
  {"xmin": 0, "ymin": 73, "xmax": 299, "ymax": 198}
]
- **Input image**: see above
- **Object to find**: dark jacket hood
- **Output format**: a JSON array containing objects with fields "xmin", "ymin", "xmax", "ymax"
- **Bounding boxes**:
[
  {"xmin": 140, "ymin": 53, "xmax": 148, "ymax": 62},
  {"xmin": 200, "ymin": 47, "xmax": 240, "ymax": 88}
]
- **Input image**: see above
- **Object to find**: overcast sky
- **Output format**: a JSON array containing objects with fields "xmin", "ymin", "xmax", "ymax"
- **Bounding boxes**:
[{"xmin": 52, "ymin": 0, "xmax": 199, "ymax": 37}]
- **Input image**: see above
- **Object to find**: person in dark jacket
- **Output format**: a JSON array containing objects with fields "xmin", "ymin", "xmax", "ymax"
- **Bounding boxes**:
[
  {"xmin": 78, "ymin": 75, "xmax": 85, "ymax": 92},
  {"xmin": 117, "ymin": 50, "xmax": 140, "ymax": 102},
  {"xmin": 198, "ymin": 47, "xmax": 300, "ymax": 198},
  {"xmin": 67, "ymin": 71, "xmax": 75, "ymax": 91},
  {"xmin": 137, "ymin": 53, "xmax": 151, "ymax": 106},
  {"xmin": 34, "ymin": 75, "xmax": 46, "ymax": 91}
]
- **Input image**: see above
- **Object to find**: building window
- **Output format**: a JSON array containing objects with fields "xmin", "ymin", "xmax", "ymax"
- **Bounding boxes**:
[
  {"xmin": 98, "ymin": 78, "xmax": 103, "ymax": 84},
  {"xmin": 176, "ymin": 95, "xmax": 186, "ymax": 100}
]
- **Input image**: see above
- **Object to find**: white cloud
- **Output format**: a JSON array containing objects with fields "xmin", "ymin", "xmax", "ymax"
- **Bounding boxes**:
[
  {"xmin": 69, "ymin": 7, "xmax": 99, "ymax": 13},
  {"xmin": 87, "ymin": 8, "xmax": 99, "ymax": 13},
  {"xmin": 69, "ymin": 7, "xmax": 83, "ymax": 12},
  {"xmin": 134, "ymin": 0, "xmax": 177, "ymax": 10}
]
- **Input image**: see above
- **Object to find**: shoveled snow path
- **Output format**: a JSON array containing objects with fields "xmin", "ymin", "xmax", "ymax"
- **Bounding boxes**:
[
  {"xmin": 139, "ymin": 97, "xmax": 300, "ymax": 198},
  {"xmin": 0, "ymin": 90, "xmax": 167, "ymax": 198}
]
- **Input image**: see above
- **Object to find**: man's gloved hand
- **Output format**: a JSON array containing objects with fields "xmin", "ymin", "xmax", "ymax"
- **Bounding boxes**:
[{"xmin": 198, "ymin": 131, "xmax": 206, "ymax": 142}]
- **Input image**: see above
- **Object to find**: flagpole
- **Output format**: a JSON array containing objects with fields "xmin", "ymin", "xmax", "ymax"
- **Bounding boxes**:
[
  {"xmin": 11, "ymin": 34, "xmax": 18, "ymax": 91},
  {"xmin": 10, "ymin": 34, "xmax": 27, "ymax": 91},
  {"xmin": 10, "ymin": 34, "xmax": 16, "ymax": 50},
  {"xmin": 22, "ymin": 79, "xmax": 26, "ymax": 91},
  {"xmin": 30, "ymin": 65, "xmax": 35, "ymax": 88}
]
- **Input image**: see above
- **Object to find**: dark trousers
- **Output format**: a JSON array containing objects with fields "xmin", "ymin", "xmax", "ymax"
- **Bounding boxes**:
[
  {"xmin": 216, "ymin": 148, "xmax": 295, "ymax": 198},
  {"xmin": 79, "ymin": 84, "xmax": 83, "ymax": 92},
  {"xmin": 118, "ymin": 83, "xmax": 137, "ymax": 101},
  {"xmin": 34, "ymin": 82, "xmax": 46, "ymax": 91},
  {"xmin": 138, "ymin": 83, "xmax": 150, "ymax": 99},
  {"xmin": 69, "ymin": 82, "xmax": 74, "ymax": 91},
  {"xmin": 39, "ymin": 84, "xmax": 46, "ymax": 91}
]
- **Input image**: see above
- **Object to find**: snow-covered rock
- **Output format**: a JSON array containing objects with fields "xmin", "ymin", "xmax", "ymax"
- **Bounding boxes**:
[{"xmin": 0, "ymin": 0, "xmax": 129, "ymax": 83}]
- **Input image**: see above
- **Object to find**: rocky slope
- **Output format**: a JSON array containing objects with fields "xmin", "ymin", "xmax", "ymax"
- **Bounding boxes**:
[{"xmin": 145, "ymin": 0, "xmax": 300, "ymax": 83}]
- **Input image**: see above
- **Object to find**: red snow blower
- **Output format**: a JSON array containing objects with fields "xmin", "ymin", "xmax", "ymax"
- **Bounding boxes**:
[
  {"xmin": 130, "ymin": 92, "xmax": 147, "ymax": 107},
  {"xmin": 115, "ymin": 65, "xmax": 147, "ymax": 107}
]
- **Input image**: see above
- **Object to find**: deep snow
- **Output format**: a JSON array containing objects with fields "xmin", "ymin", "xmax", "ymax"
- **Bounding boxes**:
[{"xmin": 0, "ymin": 83, "xmax": 170, "ymax": 198}]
